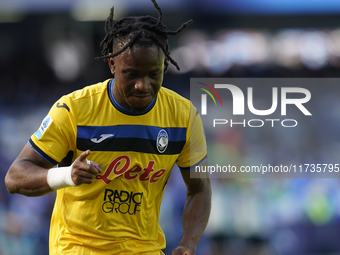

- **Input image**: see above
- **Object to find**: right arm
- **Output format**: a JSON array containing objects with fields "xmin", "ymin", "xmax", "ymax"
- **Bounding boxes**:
[{"xmin": 5, "ymin": 143, "xmax": 101, "ymax": 197}]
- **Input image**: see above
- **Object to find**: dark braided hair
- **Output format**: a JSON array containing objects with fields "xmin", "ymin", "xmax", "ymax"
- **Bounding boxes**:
[{"xmin": 96, "ymin": 0, "xmax": 193, "ymax": 71}]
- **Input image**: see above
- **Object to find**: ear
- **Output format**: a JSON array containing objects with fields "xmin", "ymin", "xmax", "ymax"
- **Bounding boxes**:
[
  {"xmin": 163, "ymin": 59, "xmax": 168, "ymax": 73},
  {"xmin": 108, "ymin": 57, "xmax": 115, "ymax": 75}
]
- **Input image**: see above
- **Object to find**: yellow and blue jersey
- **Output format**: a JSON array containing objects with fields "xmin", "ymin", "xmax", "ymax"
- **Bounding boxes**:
[{"xmin": 29, "ymin": 79, "xmax": 207, "ymax": 254}]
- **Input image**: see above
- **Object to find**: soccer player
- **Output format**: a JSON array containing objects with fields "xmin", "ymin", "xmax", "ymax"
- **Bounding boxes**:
[{"xmin": 4, "ymin": 0, "xmax": 211, "ymax": 254}]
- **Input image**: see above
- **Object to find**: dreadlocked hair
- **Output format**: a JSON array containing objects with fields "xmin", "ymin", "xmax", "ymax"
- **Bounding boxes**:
[{"xmin": 96, "ymin": 0, "xmax": 193, "ymax": 71}]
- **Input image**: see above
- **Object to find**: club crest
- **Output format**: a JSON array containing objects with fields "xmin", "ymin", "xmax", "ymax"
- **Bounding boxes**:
[{"xmin": 156, "ymin": 129, "xmax": 168, "ymax": 153}]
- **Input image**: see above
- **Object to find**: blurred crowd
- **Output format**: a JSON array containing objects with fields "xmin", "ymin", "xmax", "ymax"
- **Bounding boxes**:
[{"xmin": 2, "ymin": 7, "xmax": 340, "ymax": 255}]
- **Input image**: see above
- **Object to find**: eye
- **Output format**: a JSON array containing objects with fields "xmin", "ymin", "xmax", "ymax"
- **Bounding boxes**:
[
  {"xmin": 149, "ymin": 72, "xmax": 161, "ymax": 78},
  {"xmin": 124, "ymin": 72, "xmax": 138, "ymax": 79}
]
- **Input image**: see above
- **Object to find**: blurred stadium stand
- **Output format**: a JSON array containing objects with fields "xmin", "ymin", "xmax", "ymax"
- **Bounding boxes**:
[{"xmin": 1, "ymin": 0, "xmax": 340, "ymax": 254}]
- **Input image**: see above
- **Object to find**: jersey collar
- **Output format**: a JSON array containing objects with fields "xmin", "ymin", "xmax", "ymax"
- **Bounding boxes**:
[{"xmin": 107, "ymin": 79, "xmax": 157, "ymax": 116}]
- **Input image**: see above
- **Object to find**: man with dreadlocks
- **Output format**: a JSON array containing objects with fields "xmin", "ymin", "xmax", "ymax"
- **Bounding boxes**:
[{"xmin": 5, "ymin": 0, "xmax": 211, "ymax": 254}]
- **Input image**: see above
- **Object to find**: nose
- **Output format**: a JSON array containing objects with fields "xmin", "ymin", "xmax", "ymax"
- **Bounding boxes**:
[{"xmin": 135, "ymin": 78, "xmax": 151, "ymax": 91}]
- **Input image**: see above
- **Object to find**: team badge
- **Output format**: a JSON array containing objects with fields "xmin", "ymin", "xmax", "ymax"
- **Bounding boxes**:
[{"xmin": 156, "ymin": 129, "xmax": 168, "ymax": 153}]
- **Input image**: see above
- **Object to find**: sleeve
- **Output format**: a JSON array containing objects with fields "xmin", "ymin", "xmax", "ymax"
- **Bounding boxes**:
[
  {"xmin": 29, "ymin": 96, "xmax": 77, "ymax": 165},
  {"xmin": 176, "ymin": 102, "xmax": 207, "ymax": 172}
]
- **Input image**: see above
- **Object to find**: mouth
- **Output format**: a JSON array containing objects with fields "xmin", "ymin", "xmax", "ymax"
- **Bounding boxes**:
[{"xmin": 131, "ymin": 93, "xmax": 152, "ymax": 98}]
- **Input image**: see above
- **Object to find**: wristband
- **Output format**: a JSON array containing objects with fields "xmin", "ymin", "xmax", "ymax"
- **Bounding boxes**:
[{"xmin": 47, "ymin": 166, "xmax": 78, "ymax": 190}]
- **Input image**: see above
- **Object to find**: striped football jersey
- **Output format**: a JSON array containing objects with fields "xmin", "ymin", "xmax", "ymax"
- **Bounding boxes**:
[{"xmin": 29, "ymin": 79, "xmax": 207, "ymax": 254}]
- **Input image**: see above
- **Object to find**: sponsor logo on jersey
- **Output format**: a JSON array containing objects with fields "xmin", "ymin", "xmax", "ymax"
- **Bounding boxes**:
[
  {"xmin": 197, "ymin": 143, "xmax": 207, "ymax": 153},
  {"xmin": 35, "ymin": 115, "xmax": 53, "ymax": 140},
  {"xmin": 156, "ymin": 129, "xmax": 168, "ymax": 153},
  {"xmin": 56, "ymin": 102, "xmax": 70, "ymax": 112},
  {"xmin": 91, "ymin": 134, "xmax": 114, "ymax": 143},
  {"xmin": 102, "ymin": 189, "xmax": 143, "ymax": 215},
  {"xmin": 96, "ymin": 155, "xmax": 167, "ymax": 184}
]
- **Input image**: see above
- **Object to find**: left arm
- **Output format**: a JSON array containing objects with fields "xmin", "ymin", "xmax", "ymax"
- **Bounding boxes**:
[{"xmin": 173, "ymin": 160, "xmax": 211, "ymax": 255}]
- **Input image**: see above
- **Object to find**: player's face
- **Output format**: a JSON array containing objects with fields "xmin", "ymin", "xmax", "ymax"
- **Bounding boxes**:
[{"xmin": 109, "ymin": 44, "xmax": 165, "ymax": 112}]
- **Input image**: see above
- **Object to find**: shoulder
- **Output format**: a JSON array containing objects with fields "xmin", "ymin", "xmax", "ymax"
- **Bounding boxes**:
[
  {"xmin": 66, "ymin": 79, "xmax": 110, "ymax": 103},
  {"xmin": 48, "ymin": 79, "xmax": 110, "ymax": 125},
  {"xmin": 158, "ymin": 87, "xmax": 192, "ymax": 110},
  {"xmin": 157, "ymin": 87, "xmax": 198, "ymax": 118},
  {"xmin": 55, "ymin": 79, "xmax": 110, "ymax": 113}
]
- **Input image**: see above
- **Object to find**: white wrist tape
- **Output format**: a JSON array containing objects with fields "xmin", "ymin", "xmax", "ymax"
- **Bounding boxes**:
[{"xmin": 47, "ymin": 166, "xmax": 78, "ymax": 190}]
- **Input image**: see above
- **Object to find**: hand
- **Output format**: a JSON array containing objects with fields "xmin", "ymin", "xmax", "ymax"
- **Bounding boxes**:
[
  {"xmin": 172, "ymin": 246, "xmax": 195, "ymax": 255},
  {"xmin": 71, "ymin": 150, "xmax": 102, "ymax": 185}
]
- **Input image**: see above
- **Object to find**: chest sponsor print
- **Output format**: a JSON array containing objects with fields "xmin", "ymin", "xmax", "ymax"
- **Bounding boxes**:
[
  {"xmin": 95, "ymin": 155, "xmax": 167, "ymax": 184},
  {"xmin": 102, "ymin": 189, "xmax": 143, "ymax": 215}
]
